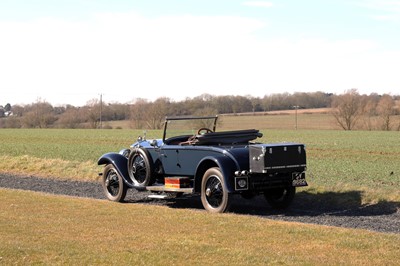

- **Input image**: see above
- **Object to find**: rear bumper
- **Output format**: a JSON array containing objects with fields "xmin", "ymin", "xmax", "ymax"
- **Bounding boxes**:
[{"xmin": 234, "ymin": 171, "xmax": 307, "ymax": 192}]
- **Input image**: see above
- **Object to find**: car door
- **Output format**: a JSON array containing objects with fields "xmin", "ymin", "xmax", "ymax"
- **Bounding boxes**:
[
  {"xmin": 159, "ymin": 144, "xmax": 183, "ymax": 175},
  {"xmin": 162, "ymin": 145, "xmax": 222, "ymax": 176},
  {"xmin": 160, "ymin": 145, "xmax": 219, "ymax": 176}
]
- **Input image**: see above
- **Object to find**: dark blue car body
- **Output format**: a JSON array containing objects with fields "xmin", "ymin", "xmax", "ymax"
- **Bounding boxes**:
[{"xmin": 98, "ymin": 116, "xmax": 307, "ymax": 213}]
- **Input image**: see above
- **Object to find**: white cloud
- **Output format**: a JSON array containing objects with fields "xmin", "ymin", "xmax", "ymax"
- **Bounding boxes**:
[
  {"xmin": 0, "ymin": 10, "xmax": 399, "ymax": 106},
  {"xmin": 371, "ymin": 14, "xmax": 398, "ymax": 21},
  {"xmin": 242, "ymin": 1, "xmax": 274, "ymax": 8},
  {"xmin": 359, "ymin": 0, "xmax": 400, "ymax": 11},
  {"xmin": 0, "ymin": 12, "xmax": 267, "ymax": 105},
  {"xmin": 357, "ymin": 0, "xmax": 400, "ymax": 21}
]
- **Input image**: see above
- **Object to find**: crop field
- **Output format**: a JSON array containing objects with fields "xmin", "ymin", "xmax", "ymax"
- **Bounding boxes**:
[
  {"xmin": 106, "ymin": 112, "xmax": 339, "ymax": 130},
  {"xmin": 107, "ymin": 111, "xmax": 400, "ymax": 131},
  {"xmin": 0, "ymin": 127, "xmax": 399, "ymax": 203},
  {"xmin": 219, "ymin": 111, "xmax": 338, "ymax": 130}
]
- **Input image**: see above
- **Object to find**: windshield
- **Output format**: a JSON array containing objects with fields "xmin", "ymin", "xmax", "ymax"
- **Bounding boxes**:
[{"xmin": 163, "ymin": 116, "xmax": 218, "ymax": 141}]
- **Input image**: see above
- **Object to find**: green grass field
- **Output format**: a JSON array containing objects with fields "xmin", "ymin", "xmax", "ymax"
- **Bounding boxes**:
[
  {"xmin": 0, "ymin": 126, "xmax": 399, "ymax": 202},
  {"xmin": 1, "ymin": 189, "xmax": 399, "ymax": 265}
]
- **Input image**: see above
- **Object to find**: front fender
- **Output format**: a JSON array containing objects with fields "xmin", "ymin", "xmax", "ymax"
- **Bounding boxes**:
[
  {"xmin": 195, "ymin": 155, "xmax": 239, "ymax": 193},
  {"xmin": 98, "ymin": 152, "xmax": 138, "ymax": 189}
]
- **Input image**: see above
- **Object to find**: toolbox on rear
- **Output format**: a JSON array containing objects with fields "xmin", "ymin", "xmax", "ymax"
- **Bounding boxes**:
[{"xmin": 249, "ymin": 143, "xmax": 307, "ymax": 173}]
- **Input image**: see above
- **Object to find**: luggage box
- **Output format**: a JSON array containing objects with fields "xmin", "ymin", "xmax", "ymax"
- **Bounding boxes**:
[
  {"xmin": 249, "ymin": 143, "xmax": 307, "ymax": 173},
  {"xmin": 165, "ymin": 177, "xmax": 191, "ymax": 189}
]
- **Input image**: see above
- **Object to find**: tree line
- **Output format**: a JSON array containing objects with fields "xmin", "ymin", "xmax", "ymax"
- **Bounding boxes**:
[
  {"xmin": 1, "ymin": 91, "xmax": 399, "ymax": 130},
  {"xmin": 331, "ymin": 89, "xmax": 400, "ymax": 131}
]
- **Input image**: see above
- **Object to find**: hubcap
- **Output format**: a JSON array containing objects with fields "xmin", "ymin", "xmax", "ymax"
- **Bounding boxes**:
[
  {"xmin": 131, "ymin": 155, "xmax": 147, "ymax": 183},
  {"xmin": 106, "ymin": 170, "xmax": 119, "ymax": 196},
  {"xmin": 205, "ymin": 175, "xmax": 223, "ymax": 208}
]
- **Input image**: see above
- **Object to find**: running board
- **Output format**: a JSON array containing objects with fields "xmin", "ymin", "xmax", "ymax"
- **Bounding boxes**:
[
  {"xmin": 145, "ymin": 185, "xmax": 193, "ymax": 194},
  {"xmin": 147, "ymin": 194, "xmax": 169, "ymax": 199}
]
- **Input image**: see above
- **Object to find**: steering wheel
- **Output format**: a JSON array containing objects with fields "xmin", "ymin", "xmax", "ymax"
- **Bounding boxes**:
[{"xmin": 197, "ymin": 127, "xmax": 213, "ymax": 135}]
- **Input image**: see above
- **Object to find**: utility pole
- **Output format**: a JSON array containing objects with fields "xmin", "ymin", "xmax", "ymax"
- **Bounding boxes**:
[
  {"xmin": 100, "ymin": 93, "xmax": 103, "ymax": 129},
  {"xmin": 293, "ymin": 105, "xmax": 299, "ymax": 130}
]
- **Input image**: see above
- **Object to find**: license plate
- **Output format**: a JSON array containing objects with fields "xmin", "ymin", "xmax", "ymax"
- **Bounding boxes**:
[{"xmin": 292, "ymin": 172, "xmax": 307, "ymax": 187}]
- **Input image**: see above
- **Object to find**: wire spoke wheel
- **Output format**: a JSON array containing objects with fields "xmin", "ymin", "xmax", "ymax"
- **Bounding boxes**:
[
  {"xmin": 102, "ymin": 164, "xmax": 127, "ymax": 202},
  {"xmin": 201, "ymin": 167, "xmax": 231, "ymax": 213},
  {"xmin": 205, "ymin": 176, "xmax": 223, "ymax": 208},
  {"xmin": 128, "ymin": 148, "xmax": 154, "ymax": 187},
  {"xmin": 105, "ymin": 169, "xmax": 120, "ymax": 196},
  {"xmin": 131, "ymin": 155, "xmax": 147, "ymax": 183}
]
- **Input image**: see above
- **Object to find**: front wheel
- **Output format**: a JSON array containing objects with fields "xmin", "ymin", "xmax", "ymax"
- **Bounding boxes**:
[
  {"xmin": 102, "ymin": 164, "xmax": 127, "ymax": 202},
  {"xmin": 128, "ymin": 148, "xmax": 154, "ymax": 187},
  {"xmin": 264, "ymin": 186, "xmax": 296, "ymax": 209},
  {"xmin": 201, "ymin": 167, "xmax": 231, "ymax": 213}
]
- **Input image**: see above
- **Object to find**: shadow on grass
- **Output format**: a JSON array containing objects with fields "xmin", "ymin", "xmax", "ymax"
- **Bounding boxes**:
[
  {"xmin": 127, "ymin": 190, "xmax": 400, "ymax": 218},
  {"xmin": 288, "ymin": 190, "xmax": 400, "ymax": 217}
]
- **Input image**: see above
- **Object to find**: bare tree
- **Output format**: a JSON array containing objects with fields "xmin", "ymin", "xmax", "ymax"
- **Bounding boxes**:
[
  {"xmin": 56, "ymin": 106, "xmax": 83, "ymax": 128},
  {"xmin": 214, "ymin": 96, "xmax": 234, "ymax": 114},
  {"xmin": 130, "ymin": 97, "xmax": 170, "ymax": 129},
  {"xmin": 21, "ymin": 100, "xmax": 56, "ymax": 128},
  {"xmin": 359, "ymin": 94, "xmax": 378, "ymax": 130},
  {"xmin": 145, "ymin": 98, "xmax": 170, "ymax": 129},
  {"xmin": 10, "ymin": 105, "xmax": 25, "ymax": 117},
  {"xmin": 376, "ymin": 94, "xmax": 395, "ymax": 131},
  {"xmin": 84, "ymin": 98, "xmax": 101, "ymax": 129},
  {"xmin": 396, "ymin": 100, "xmax": 400, "ymax": 131},
  {"xmin": 130, "ymin": 98, "xmax": 148, "ymax": 129},
  {"xmin": 246, "ymin": 95, "xmax": 262, "ymax": 113},
  {"xmin": 331, "ymin": 89, "xmax": 362, "ymax": 130}
]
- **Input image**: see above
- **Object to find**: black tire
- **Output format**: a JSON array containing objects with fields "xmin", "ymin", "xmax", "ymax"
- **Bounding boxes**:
[
  {"xmin": 128, "ymin": 148, "xmax": 154, "ymax": 187},
  {"xmin": 264, "ymin": 186, "xmax": 296, "ymax": 209},
  {"xmin": 102, "ymin": 164, "xmax": 127, "ymax": 202},
  {"xmin": 201, "ymin": 167, "xmax": 231, "ymax": 213}
]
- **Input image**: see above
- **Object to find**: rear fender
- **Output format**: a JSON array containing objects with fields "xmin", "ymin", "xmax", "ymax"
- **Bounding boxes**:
[
  {"xmin": 98, "ymin": 152, "xmax": 140, "ymax": 189},
  {"xmin": 194, "ymin": 155, "xmax": 238, "ymax": 193}
]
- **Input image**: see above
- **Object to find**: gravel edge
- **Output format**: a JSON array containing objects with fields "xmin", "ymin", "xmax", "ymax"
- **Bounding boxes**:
[{"xmin": 0, "ymin": 174, "xmax": 399, "ymax": 234}]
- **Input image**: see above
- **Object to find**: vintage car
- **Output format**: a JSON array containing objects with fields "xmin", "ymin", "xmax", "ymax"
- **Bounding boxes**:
[{"xmin": 98, "ymin": 116, "xmax": 307, "ymax": 213}]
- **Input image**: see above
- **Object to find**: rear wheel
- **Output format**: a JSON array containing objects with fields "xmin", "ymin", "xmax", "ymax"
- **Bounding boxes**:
[
  {"xmin": 264, "ymin": 186, "xmax": 296, "ymax": 209},
  {"xmin": 128, "ymin": 148, "xmax": 154, "ymax": 187},
  {"xmin": 102, "ymin": 164, "xmax": 127, "ymax": 202},
  {"xmin": 201, "ymin": 167, "xmax": 231, "ymax": 213}
]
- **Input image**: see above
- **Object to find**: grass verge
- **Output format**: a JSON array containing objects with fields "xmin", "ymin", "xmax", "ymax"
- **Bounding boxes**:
[
  {"xmin": 0, "ymin": 155, "xmax": 100, "ymax": 181},
  {"xmin": 1, "ymin": 189, "xmax": 399, "ymax": 265}
]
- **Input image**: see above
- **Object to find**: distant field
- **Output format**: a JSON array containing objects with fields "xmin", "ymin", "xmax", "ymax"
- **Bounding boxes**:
[
  {"xmin": 0, "ymin": 128, "xmax": 399, "ymax": 203},
  {"xmin": 219, "ymin": 112, "xmax": 337, "ymax": 130},
  {"xmin": 107, "ymin": 110, "xmax": 400, "ymax": 131},
  {"xmin": 107, "ymin": 110, "xmax": 338, "ymax": 130}
]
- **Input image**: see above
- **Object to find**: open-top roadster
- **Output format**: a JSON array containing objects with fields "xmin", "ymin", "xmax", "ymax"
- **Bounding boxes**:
[{"xmin": 98, "ymin": 116, "xmax": 307, "ymax": 213}]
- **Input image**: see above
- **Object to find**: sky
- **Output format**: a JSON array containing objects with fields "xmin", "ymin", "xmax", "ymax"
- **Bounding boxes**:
[{"xmin": 1, "ymin": 0, "xmax": 400, "ymax": 106}]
